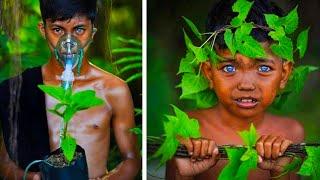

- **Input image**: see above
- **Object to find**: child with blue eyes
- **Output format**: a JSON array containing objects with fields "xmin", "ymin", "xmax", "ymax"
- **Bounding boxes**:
[{"xmin": 166, "ymin": 0, "xmax": 304, "ymax": 179}]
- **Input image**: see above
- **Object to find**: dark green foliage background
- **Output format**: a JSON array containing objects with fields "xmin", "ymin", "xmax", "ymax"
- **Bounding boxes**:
[
  {"xmin": 0, "ymin": 0, "xmax": 141, "ymax": 176},
  {"xmin": 147, "ymin": 0, "xmax": 320, "ymax": 143}
]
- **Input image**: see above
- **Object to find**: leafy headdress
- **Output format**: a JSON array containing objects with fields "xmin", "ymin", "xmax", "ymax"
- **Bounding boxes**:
[
  {"xmin": 177, "ymin": 0, "xmax": 317, "ymax": 110},
  {"xmin": 151, "ymin": 0, "xmax": 319, "ymax": 178}
]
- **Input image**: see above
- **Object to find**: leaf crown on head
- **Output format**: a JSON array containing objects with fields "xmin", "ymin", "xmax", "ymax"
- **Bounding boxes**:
[{"xmin": 178, "ymin": 0, "xmax": 317, "ymax": 110}]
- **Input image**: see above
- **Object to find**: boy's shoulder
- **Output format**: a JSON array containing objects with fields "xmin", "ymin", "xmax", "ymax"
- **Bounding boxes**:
[
  {"xmin": 88, "ymin": 63, "xmax": 132, "ymax": 101},
  {"xmin": 88, "ymin": 62, "xmax": 128, "ymax": 89},
  {"xmin": 264, "ymin": 114, "xmax": 305, "ymax": 143}
]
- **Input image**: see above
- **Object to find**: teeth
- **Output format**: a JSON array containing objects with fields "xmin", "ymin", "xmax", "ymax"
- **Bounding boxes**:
[{"xmin": 237, "ymin": 98, "xmax": 256, "ymax": 103}]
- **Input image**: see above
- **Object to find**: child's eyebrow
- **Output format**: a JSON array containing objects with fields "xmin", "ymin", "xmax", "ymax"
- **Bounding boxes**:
[
  {"xmin": 255, "ymin": 58, "xmax": 276, "ymax": 65},
  {"xmin": 73, "ymin": 24, "xmax": 86, "ymax": 28}
]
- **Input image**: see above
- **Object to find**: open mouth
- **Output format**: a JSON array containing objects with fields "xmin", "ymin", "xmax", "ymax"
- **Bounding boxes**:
[{"xmin": 235, "ymin": 97, "xmax": 259, "ymax": 109}]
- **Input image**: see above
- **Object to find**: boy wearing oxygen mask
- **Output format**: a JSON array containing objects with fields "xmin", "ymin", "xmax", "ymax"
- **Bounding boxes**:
[{"xmin": 0, "ymin": 0, "xmax": 140, "ymax": 179}]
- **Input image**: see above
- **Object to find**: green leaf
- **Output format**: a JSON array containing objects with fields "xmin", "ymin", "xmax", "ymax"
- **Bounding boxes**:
[
  {"xmin": 177, "ymin": 51, "xmax": 196, "ymax": 74},
  {"xmin": 298, "ymin": 146, "xmax": 320, "ymax": 179},
  {"xmin": 230, "ymin": 0, "xmax": 253, "ymax": 27},
  {"xmin": 38, "ymin": 85, "xmax": 67, "ymax": 102},
  {"xmin": 63, "ymin": 106, "xmax": 77, "ymax": 123},
  {"xmin": 130, "ymin": 127, "xmax": 142, "ymax": 135},
  {"xmin": 116, "ymin": 37, "xmax": 142, "ymax": 46},
  {"xmin": 171, "ymin": 105, "xmax": 201, "ymax": 138},
  {"xmin": 61, "ymin": 135, "xmax": 77, "ymax": 162},
  {"xmin": 297, "ymin": 28, "xmax": 310, "ymax": 58},
  {"xmin": 281, "ymin": 6, "xmax": 299, "ymax": 34},
  {"xmin": 183, "ymin": 30, "xmax": 208, "ymax": 63},
  {"xmin": 179, "ymin": 73, "xmax": 209, "ymax": 98},
  {"xmin": 224, "ymin": 29, "xmax": 236, "ymax": 56},
  {"xmin": 270, "ymin": 36, "xmax": 293, "ymax": 61},
  {"xmin": 113, "ymin": 56, "xmax": 142, "ymax": 65},
  {"xmin": 218, "ymin": 148, "xmax": 246, "ymax": 180},
  {"xmin": 236, "ymin": 150, "xmax": 258, "ymax": 179},
  {"xmin": 268, "ymin": 27, "xmax": 286, "ymax": 41},
  {"xmin": 152, "ymin": 105, "xmax": 201, "ymax": 166},
  {"xmin": 112, "ymin": 48, "xmax": 142, "ymax": 54},
  {"xmin": 134, "ymin": 108, "xmax": 142, "ymax": 116},
  {"xmin": 71, "ymin": 90, "xmax": 104, "ymax": 111},
  {"xmin": 119, "ymin": 62, "xmax": 142, "ymax": 74},
  {"xmin": 238, "ymin": 123, "xmax": 258, "ymax": 147},
  {"xmin": 126, "ymin": 72, "xmax": 142, "ymax": 83},
  {"xmin": 236, "ymin": 35, "xmax": 266, "ymax": 58},
  {"xmin": 48, "ymin": 109, "xmax": 63, "ymax": 118},
  {"xmin": 264, "ymin": 14, "xmax": 282, "ymax": 30},
  {"xmin": 182, "ymin": 16, "xmax": 202, "ymax": 40}
]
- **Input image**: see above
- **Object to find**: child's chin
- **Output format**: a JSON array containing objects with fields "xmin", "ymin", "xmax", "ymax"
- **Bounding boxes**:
[{"xmin": 232, "ymin": 107, "xmax": 264, "ymax": 118}]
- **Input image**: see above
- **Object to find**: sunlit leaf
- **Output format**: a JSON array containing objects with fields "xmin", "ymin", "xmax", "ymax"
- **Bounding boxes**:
[
  {"xmin": 297, "ymin": 28, "xmax": 310, "ymax": 58},
  {"xmin": 182, "ymin": 16, "xmax": 202, "ymax": 40},
  {"xmin": 61, "ymin": 135, "xmax": 77, "ymax": 162}
]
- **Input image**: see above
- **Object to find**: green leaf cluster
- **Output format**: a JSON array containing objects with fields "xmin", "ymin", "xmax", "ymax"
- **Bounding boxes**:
[
  {"xmin": 38, "ymin": 85, "xmax": 104, "ymax": 161},
  {"xmin": 112, "ymin": 37, "xmax": 142, "ymax": 83},
  {"xmin": 151, "ymin": 105, "xmax": 201, "ymax": 166},
  {"xmin": 297, "ymin": 146, "xmax": 320, "ymax": 180},
  {"xmin": 218, "ymin": 123, "xmax": 258, "ymax": 180},
  {"xmin": 177, "ymin": 0, "xmax": 314, "ymax": 111},
  {"xmin": 265, "ymin": 6, "xmax": 309, "ymax": 61},
  {"xmin": 178, "ymin": 17, "xmax": 220, "ymax": 108},
  {"xmin": 38, "ymin": 85, "xmax": 104, "ymax": 123}
]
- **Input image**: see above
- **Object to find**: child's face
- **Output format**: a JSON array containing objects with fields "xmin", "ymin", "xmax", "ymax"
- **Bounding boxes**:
[
  {"xmin": 38, "ymin": 15, "xmax": 96, "ymax": 54},
  {"xmin": 202, "ymin": 43, "xmax": 292, "ymax": 118}
]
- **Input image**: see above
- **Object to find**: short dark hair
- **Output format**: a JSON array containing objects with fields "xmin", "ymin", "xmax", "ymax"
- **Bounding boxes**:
[
  {"xmin": 39, "ymin": 0, "xmax": 97, "ymax": 23},
  {"xmin": 206, "ymin": 0, "xmax": 284, "ymax": 49}
]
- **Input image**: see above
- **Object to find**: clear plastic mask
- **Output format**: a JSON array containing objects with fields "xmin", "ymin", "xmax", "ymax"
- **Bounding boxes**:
[{"xmin": 54, "ymin": 34, "xmax": 84, "ymax": 75}]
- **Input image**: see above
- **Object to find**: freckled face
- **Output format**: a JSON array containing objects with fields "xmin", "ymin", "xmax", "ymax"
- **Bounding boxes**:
[
  {"xmin": 40, "ymin": 15, "xmax": 94, "ymax": 54},
  {"xmin": 207, "ymin": 44, "xmax": 289, "ymax": 118}
]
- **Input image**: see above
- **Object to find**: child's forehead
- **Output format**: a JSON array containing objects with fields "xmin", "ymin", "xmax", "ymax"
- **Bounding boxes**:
[{"xmin": 46, "ymin": 15, "xmax": 91, "ymax": 26}]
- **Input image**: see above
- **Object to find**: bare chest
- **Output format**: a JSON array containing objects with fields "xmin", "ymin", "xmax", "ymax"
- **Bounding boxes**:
[{"xmin": 44, "ymin": 93, "xmax": 112, "ymax": 150}]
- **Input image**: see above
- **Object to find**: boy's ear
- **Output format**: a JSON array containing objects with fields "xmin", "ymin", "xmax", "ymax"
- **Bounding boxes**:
[
  {"xmin": 280, "ymin": 61, "xmax": 293, "ymax": 89},
  {"xmin": 201, "ymin": 61, "xmax": 214, "ymax": 89},
  {"xmin": 38, "ymin": 22, "xmax": 46, "ymax": 39}
]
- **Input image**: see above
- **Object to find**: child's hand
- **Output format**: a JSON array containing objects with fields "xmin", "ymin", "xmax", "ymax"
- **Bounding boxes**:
[
  {"xmin": 256, "ymin": 135, "xmax": 293, "ymax": 175},
  {"xmin": 174, "ymin": 137, "xmax": 219, "ymax": 176}
]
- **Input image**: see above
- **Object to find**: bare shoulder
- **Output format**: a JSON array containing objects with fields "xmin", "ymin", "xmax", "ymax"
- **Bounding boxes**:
[
  {"xmin": 265, "ymin": 114, "xmax": 305, "ymax": 143},
  {"xmin": 187, "ymin": 108, "xmax": 216, "ymax": 125},
  {"xmin": 89, "ymin": 63, "xmax": 128, "ymax": 88}
]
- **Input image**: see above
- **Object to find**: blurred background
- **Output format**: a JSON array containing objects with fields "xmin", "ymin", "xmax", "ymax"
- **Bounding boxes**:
[
  {"xmin": 148, "ymin": 0, "xmax": 320, "ymax": 178},
  {"xmin": 0, "ymin": 0, "xmax": 142, "ymax": 176}
]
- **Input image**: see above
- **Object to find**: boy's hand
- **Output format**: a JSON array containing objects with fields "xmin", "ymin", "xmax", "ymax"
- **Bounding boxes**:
[
  {"xmin": 174, "ymin": 137, "xmax": 219, "ymax": 176},
  {"xmin": 256, "ymin": 135, "xmax": 293, "ymax": 175}
]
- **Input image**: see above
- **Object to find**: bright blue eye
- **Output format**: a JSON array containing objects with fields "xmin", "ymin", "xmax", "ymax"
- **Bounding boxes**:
[
  {"xmin": 75, "ymin": 28, "xmax": 84, "ymax": 34},
  {"xmin": 223, "ymin": 65, "xmax": 236, "ymax": 73},
  {"xmin": 259, "ymin": 65, "xmax": 271, "ymax": 72}
]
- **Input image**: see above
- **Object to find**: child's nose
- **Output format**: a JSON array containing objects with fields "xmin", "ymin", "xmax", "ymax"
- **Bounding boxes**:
[{"xmin": 237, "ymin": 79, "xmax": 256, "ymax": 91}]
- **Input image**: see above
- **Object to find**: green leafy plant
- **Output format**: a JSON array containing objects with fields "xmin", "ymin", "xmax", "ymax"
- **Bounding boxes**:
[
  {"xmin": 113, "ymin": 37, "xmax": 142, "ymax": 83},
  {"xmin": 151, "ymin": 105, "xmax": 201, "ymax": 166},
  {"xmin": 178, "ymin": 0, "xmax": 316, "ymax": 110},
  {"xmin": 38, "ymin": 85, "xmax": 104, "ymax": 162},
  {"xmin": 297, "ymin": 146, "xmax": 320, "ymax": 179},
  {"xmin": 218, "ymin": 123, "xmax": 258, "ymax": 180}
]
